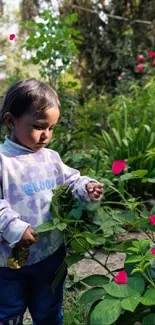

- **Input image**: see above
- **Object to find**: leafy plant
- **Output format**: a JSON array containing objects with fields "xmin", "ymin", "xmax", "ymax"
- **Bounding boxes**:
[
  {"xmin": 80, "ymin": 239, "xmax": 155, "ymax": 325},
  {"xmin": 34, "ymin": 185, "xmax": 155, "ymax": 324},
  {"xmin": 7, "ymin": 181, "xmax": 155, "ymax": 324},
  {"xmin": 22, "ymin": 11, "xmax": 83, "ymax": 85}
]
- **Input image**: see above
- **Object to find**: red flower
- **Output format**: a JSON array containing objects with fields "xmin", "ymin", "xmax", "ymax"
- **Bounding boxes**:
[
  {"xmin": 152, "ymin": 60, "xmax": 155, "ymax": 67},
  {"xmin": 9, "ymin": 34, "xmax": 15, "ymax": 41},
  {"xmin": 151, "ymin": 248, "xmax": 155, "ymax": 254},
  {"xmin": 137, "ymin": 55, "xmax": 144, "ymax": 63},
  {"xmin": 149, "ymin": 215, "xmax": 155, "ymax": 226},
  {"xmin": 136, "ymin": 64, "xmax": 144, "ymax": 72},
  {"xmin": 114, "ymin": 271, "xmax": 128, "ymax": 285},
  {"xmin": 149, "ymin": 51, "xmax": 155, "ymax": 58},
  {"xmin": 112, "ymin": 160, "xmax": 127, "ymax": 174}
]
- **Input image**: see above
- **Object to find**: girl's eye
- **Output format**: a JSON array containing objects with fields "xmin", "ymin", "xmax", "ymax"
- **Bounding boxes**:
[
  {"xmin": 33, "ymin": 125, "xmax": 43, "ymax": 130},
  {"xmin": 32, "ymin": 125, "xmax": 54, "ymax": 131}
]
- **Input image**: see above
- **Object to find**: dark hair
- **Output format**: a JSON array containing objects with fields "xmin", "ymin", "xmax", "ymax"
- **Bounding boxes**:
[{"xmin": 0, "ymin": 79, "xmax": 60, "ymax": 127}]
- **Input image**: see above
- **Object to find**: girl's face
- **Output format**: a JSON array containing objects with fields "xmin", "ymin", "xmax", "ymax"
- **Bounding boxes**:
[{"xmin": 4, "ymin": 106, "xmax": 60, "ymax": 151}]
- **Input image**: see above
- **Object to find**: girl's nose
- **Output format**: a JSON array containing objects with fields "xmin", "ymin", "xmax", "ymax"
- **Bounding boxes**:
[{"xmin": 41, "ymin": 129, "xmax": 49, "ymax": 140}]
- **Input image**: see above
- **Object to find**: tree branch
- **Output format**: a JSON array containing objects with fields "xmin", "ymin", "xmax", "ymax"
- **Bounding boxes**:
[{"xmin": 72, "ymin": 4, "xmax": 152, "ymax": 25}]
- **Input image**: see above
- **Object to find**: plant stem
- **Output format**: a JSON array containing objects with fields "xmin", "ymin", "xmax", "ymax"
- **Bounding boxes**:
[
  {"xmin": 142, "ymin": 271, "xmax": 155, "ymax": 287},
  {"xmin": 102, "ymin": 201, "xmax": 126, "ymax": 206},
  {"xmin": 89, "ymin": 254, "xmax": 114, "ymax": 277},
  {"xmin": 74, "ymin": 235, "xmax": 115, "ymax": 277},
  {"xmin": 145, "ymin": 266, "xmax": 155, "ymax": 287},
  {"xmin": 142, "ymin": 230, "xmax": 155, "ymax": 243},
  {"xmin": 105, "ymin": 253, "xmax": 110, "ymax": 265}
]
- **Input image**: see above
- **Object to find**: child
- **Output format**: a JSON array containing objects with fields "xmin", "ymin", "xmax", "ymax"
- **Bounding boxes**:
[{"xmin": 0, "ymin": 79, "xmax": 104, "ymax": 325}]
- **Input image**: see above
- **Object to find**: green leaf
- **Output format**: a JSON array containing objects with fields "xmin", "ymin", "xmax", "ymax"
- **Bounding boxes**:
[
  {"xmin": 80, "ymin": 287, "xmax": 105, "ymax": 305},
  {"xmin": 51, "ymin": 205, "xmax": 61, "ymax": 220},
  {"xmin": 131, "ymin": 170, "xmax": 148, "ymax": 177},
  {"xmin": 147, "ymin": 178, "xmax": 155, "ymax": 183},
  {"xmin": 85, "ymin": 237, "xmax": 97, "ymax": 245},
  {"xmin": 143, "ymin": 261, "xmax": 151, "ymax": 270},
  {"xmin": 70, "ymin": 238, "xmax": 90, "ymax": 253},
  {"xmin": 131, "ymin": 268, "xmax": 143, "ymax": 275},
  {"xmin": 125, "ymin": 255, "xmax": 143, "ymax": 263},
  {"xmin": 56, "ymin": 223, "xmax": 67, "ymax": 231},
  {"xmin": 52, "ymin": 184, "xmax": 68, "ymax": 198},
  {"xmin": 90, "ymin": 296, "xmax": 122, "ymax": 325},
  {"xmin": 120, "ymin": 170, "xmax": 148, "ymax": 182},
  {"xmin": 81, "ymin": 275, "xmax": 109, "ymax": 286},
  {"xmin": 104, "ymin": 282, "xmax": 134, "ymax": 298},
  {"xmin": 141, "ymin": 288, "xmax": 155, "ymax": 305},
  {"xmin": 63, "ymin": 218, "xmax": 84, "ymax": 224},
  {"xmin": 121, "ymin": 292, "xmax": 140, "ymax": 312},
  {"xmin": 85, "ymin": 202, "xmax": 100, "ymax": 211},
  {"xmin": 66, "ymin": 206, "xmax": 83, "ymax": 220},
  {"xmin": 151, "ymin": 205, "xmax": 155, "ymax": 214},
  {"xmin": 120, "ymin": 173, "xmax": 134, "ymax": 181},
  {"xmin": 65, "ymin": 254, "xmax": 84, "ymax": 267},
  {"xmin": 35, "ymin": 220, "xmax": 56, "ymax": 233},
  {"xmin": 145, "ymin": 249, "xmax": 154, "ymax": 260},
  {"xmin": 126, "ymin": 247, "xmax": 140, "ymax": 253},
  {"xmin": 142, "ymin": 314, "xmax": 155, "ymax": 325},
  {"xmin": 127, "ymin": 276, "xmax": 145, "ymax": 294},
  {"xmin": 94, "ymin": 237, "xmax": 106, "ymax": 245},
  {"xmin": 138, "ymin": 240, "xmax": 150, "ymax": 251},
  {"xmin": 110, "ymin": 239, "xmax": 135, "ymax": 252}
]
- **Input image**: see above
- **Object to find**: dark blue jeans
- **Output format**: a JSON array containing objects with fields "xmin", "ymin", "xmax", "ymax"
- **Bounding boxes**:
[{"xmin": 0, "ymin": 244, "xmax": 67, "ymax": 325}]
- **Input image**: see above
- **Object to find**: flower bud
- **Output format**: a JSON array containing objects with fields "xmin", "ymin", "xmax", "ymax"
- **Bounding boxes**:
[
  {"xmin": 137, "ymin": 55, "xmax": 144, "ymax": 63},
  {"xmin": 136, "ymin": 64, "xmax": 144, "ymax": 72}
]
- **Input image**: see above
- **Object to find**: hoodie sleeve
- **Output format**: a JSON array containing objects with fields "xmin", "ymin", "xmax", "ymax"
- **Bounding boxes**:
[
  {"xmin": 55, "ymin": 152, "xmax": 100, "ymax": 202},
  {"xmin": 0, "ymin": 189, "xmax": 30, "ymax": 248}
]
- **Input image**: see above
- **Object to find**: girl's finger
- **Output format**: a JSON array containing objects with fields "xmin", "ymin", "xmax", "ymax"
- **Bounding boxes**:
[
  {"xmin": 30, "ymin": 228, "xmax": 35, "ymax": 235},
  {"xmin": 94, "ymin": 184, "xmax": 103, "ymax": 190},
  {"xmin": 93, "ymin": 191, "xmax": 100, "ymax": 197},
  {"xmin": 95, "ymin": 187, "xmax": 103, "ymax": 192},
  {"xmin": 97, "ymin": 183, "xmax": 104, "ymax": 188},
  {"xmin": 28, "ymin": 233, "xmax": 38, "ymax": 243},
  {"xmin": 94, "ymin": 187, "xmax": 103, "ymax": 193}
]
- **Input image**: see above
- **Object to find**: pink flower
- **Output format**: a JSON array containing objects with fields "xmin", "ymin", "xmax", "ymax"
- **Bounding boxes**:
[
  {"xmin": 136, "ymin": 64, "xmax": 144, "ymax": 72},
  {"xmin": 9, "ymin": 34, "xmax": 15, "ymax": 41},
  {"xmin": 112, "ymin": 160, "xmax": 127, "ymax": 174},
  {"xmin": 149, "ymin": 215, "xmax": 155, "ymax": 226},
  {"xmin": 29, "ymin": 1, "xmax": 33, "ymax": 5},
  {"xmin": 151, "ymin": 248, "xmax": 155, "ymax": 254},
  {"xmin": 114, "ymin": 271, "xmax": 128, "ymax": 285},
  {"xmin": 117, "ymin": 76, "xmax": 122, "ymax": 81},
  {"xmin": 137, "ymin": 55, "xmax": 144, "ymax": 63},
  {"xmin": 149, "ymin": 51, "xmax": 155, "ymax": 58}
]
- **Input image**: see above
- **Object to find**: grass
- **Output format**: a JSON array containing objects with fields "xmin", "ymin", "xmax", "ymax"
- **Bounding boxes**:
[{"xmin": 63, "ymin": 289, "xmax": 88, "ymax": 325}]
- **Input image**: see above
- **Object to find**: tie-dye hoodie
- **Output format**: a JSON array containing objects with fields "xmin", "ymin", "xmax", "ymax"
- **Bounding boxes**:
[{"xmin": 0, "ymin": 136, "xmax": 98, "ymax": 267}]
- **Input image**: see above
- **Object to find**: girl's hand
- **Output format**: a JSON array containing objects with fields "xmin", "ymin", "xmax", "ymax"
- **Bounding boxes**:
[
  {"xmin": 16, "ymin": 226, "xmax": 38, "ymax": 247},
  {"xmin": 86, "ymin": 182, "xmax": 104, "ymax": 201}
]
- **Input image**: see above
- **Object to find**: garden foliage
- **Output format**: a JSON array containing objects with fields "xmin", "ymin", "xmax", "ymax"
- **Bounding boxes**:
[
  {"xmin": 29, "ymin": 185, "xmax": 155, "ymax": 325},
  {"xmin": 2, "ymin": 5, "xmax": 155, "ymax": 324},
  {"xmin": 23, "ymin": 11, "xmax": 83, "ymax": 85}
]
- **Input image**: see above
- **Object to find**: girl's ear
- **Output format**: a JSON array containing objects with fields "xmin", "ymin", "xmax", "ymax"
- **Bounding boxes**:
[{"xmin": 3, "ymin": 112, "xmax": 15, "ymax": 131}]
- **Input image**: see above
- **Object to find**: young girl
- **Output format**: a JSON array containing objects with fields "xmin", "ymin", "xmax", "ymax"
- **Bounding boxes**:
[{"xmin": 0, "ymin": 79, "xmax": 103, "ymax": 325}]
